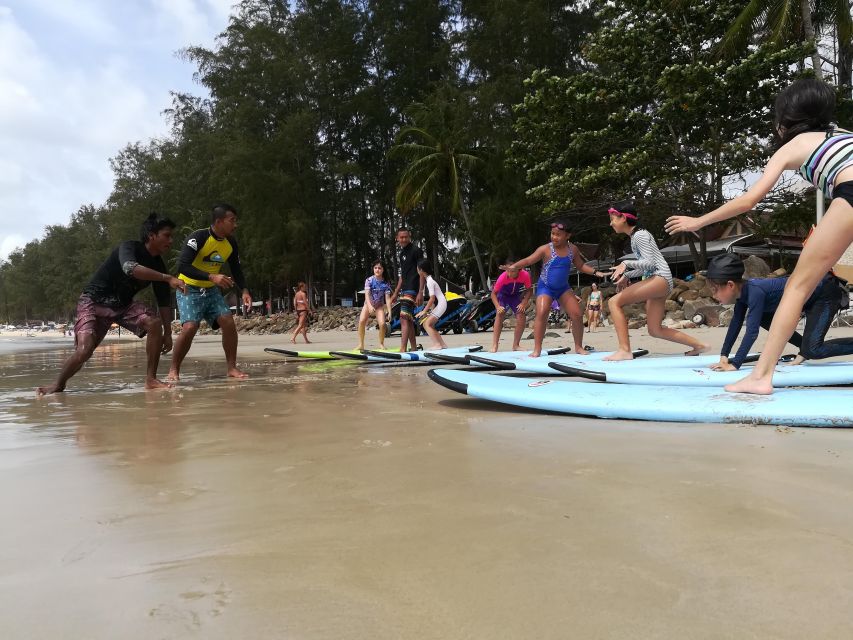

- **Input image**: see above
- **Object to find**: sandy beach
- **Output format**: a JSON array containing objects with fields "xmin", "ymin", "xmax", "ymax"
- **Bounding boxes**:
[{"xmin": 2, "ymin": 324, "xmax": 853, "ymax": 638}]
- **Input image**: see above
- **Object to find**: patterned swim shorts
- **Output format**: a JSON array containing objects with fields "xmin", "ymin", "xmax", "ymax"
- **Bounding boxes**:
[{"xmin": 74, "ymin": 295, "xmax": 155, "ymax": 345}]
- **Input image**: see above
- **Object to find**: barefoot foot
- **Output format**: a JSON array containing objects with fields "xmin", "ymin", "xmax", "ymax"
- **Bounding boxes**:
[
  {"xmin": 684, "ymin": 343, "xmax": 710, "ymax": 356},
  {"xmin": 603, "ymin": 350, "xmax": 634, "ymax": 361},
  {"xmin": 145, "ymin": 378, "xmax": 173, "ymax": 390},
  {"xmin": 166, "ymin": 371, "xmax": 180, "ymax": 382},
  {"xmin": 35, "ymin": 384, "xmax": 64, "ymax": 396},
  {"xmin": 228, "ymin": 367, "xmax": 249, "ymax": 379},
  {"xmin": 724, "ymin": 375, "xmax": 773, "ymax": 395}
]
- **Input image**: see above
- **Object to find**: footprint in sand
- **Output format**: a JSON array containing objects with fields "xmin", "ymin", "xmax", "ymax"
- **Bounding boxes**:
[{"xmin": 149, "ymin": 579, "xmax": 232, "ymax": 629}]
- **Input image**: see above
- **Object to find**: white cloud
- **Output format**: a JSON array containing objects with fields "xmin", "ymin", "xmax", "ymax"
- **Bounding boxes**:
[{"xmin": 0, "ymin": 1, "xmax": 229, "ymax": 260}]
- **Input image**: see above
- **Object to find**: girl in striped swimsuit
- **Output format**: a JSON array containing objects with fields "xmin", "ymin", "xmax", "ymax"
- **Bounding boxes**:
[
  {"xmin": 666, "ymin": 79, "xmax": 853, "ymax": 394},
  {"xmin": 606, "ymin": 202, "xmax": 709, "ymax": 361}
]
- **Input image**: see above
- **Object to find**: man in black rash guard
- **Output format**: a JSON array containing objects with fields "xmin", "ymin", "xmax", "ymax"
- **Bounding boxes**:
[
  {"xmin": 36, "ymin": 214, "xmax": 186, "ymax": 395},
  {"xmin": 168, "ymin": 203, "xmax": 252, "ymax": 381}
]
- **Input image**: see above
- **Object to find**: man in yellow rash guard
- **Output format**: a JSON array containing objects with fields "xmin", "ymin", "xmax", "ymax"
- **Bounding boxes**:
[{"xmin": 168, "ymin": 203, "xmax": 252, "ymax": 381}]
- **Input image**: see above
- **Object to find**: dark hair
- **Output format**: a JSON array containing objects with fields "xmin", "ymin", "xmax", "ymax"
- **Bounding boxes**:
[
  {"xmin": 610, "ymin": 200, "xmax": 639, "ymax": 227},
  {"xmin": 140, "ymin": 212, "xmax": 176, "ymax": 243},
  {"xmin": 296, "ymin": 281, "xmax": 306, "ymax": 291},
  {"xmin": 396, "ymin": 226, "xmax": 410, "ymax": 235},
  {"xmin": 417, "ymin": 259, "xmax": 433, "ymax": 275},
  {"xmin": 211, "ymin": 203, "xmax": 237, "ymax": 223},
  {"xmin": 371, "ymin": 259, "xmax": 384, "ymax": 270},
  {"xmin": 774, "ymin": 79, "xmax": 836, "ymax": 144},
  {"xmin": 706, "ymin": 253, "xmax": 745, "ymax": 284}
]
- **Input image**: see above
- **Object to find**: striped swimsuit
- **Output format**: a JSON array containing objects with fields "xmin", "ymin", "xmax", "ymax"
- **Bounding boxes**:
[
  {"xmin": 799, "ymin": 129, "xmax": 853, "ymax": 201},
  {"xmin": 623, "ymin": 229, "xmax": 673, "ymax": 292}
]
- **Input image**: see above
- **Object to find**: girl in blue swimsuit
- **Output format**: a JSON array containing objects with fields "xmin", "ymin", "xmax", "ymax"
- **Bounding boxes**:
[
  {"xmin": 503, "ymin": 221, "xmax": 607, "ymax": 357},
  {"xmin": 666, "ymin": 78, "xmax": 853, "ymax": 395}
]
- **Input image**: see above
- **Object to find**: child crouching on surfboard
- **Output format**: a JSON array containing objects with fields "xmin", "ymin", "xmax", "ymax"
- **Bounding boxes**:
[
  {"xmin": 415, "ymin": 260, "xmax": 449, "ymax": 350},
  {"xmin": 605, "ymin": 202, "xmax": 709, "ymax": 361},
  {"xmin": 502, "ymin": 220, "xmax": 606, "ymax": 357},
  {"xmin": 706, "ymin": 253, "xmax": 853, "ymax": 370},
  {"xmin": 356, "ymin": 260, "xmax": 392, "ymax": 351}
]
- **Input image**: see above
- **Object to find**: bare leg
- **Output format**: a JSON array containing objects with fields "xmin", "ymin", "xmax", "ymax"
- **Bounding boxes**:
[
  {"xmin": 491, "ymin": 308, "xmax": 507, "ymax": 352},
  {"xmin": 512, "ymin": 309, "xmax": 526, "ymax": 350},
  {"xmin": 218, "ymin": 314, "xmax": 248, "ymax": 378},
  {"xmin": 356, "ymin": 305, "xmax": 369, "ymax": 350},
  {"xmin": 142, "ymin": 318, "xmax": 171, "ymax": 389},
  {"xmin": 726, "ymin": 199, "xmax": 853, "ymax": 394},
  {"xmin": 167, "ymin": 322, "xmax": 198, "ymax": 381},
  {"xmin": 400, "ymin": 315, "xmax": 413, "ymax": 351},
  {"xmin": 375, "ymin": 308, "xmax": 387, "ymax": 349},
  {"xmin": 36, "ymin": 333, "xmax": 99, "ymax": 395},
  {"xmin": 290, "ymin": 314, "xmax": 303, "ymax": 343},
  {"xmin": 530, "ymin": 295, "xmax": 553, "ymax": 357},
  {"xmin": 603, "ymin": 277, "xmax": 669, "ymax": 361},
  {"xmin": 559, "ymin": 290, "xmax": 588, "ymax": 355},
  {"xmin": 423, "ymin": 316, "xmax": 446, "ymax": 349},
  {"xmin": 645, "ymin": 296, "xmax": 709, "ymax": 355}
]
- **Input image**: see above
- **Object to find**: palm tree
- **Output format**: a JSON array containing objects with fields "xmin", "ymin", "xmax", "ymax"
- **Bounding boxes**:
[
  {"xmin": 389, "ymin": 98, "xmax": 489, "ymax": 292},
  {"xmin": 720, "ymin": 0, "xmax": 853, "ymax": 92}
]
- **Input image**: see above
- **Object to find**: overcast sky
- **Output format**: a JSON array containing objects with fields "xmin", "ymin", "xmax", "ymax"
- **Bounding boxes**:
[{"xmin": 0, "ymin": 1, "xmax": 234, "ymax": 260}]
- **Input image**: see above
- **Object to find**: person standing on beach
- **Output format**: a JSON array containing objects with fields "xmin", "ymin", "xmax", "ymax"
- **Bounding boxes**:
[
  {"xmin": 391, "ymin": 227, "xmax": 425, "ymax": 352},
  {"xmin": 167, "ymin": 203, "xmax": 252, "ymax": 381},
  {"xmin": 36, "ymin": 213, "xmax": 186, "ymax": 395}
]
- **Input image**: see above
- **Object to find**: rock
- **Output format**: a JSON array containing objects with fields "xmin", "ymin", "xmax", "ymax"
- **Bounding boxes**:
[
  {"xmin": 687, "ymin": 279, "xmax": 705, "ymax": 291},
  {"xmin": 664, "ymin": 299, "xmax": 679, "ymax": 312},
  {"xmin": 690, "ymin": 304, "xmax": 725, "ymax": 327},
  {"xmin": 771, "ymin": 267, "xmax": 787, "ymax": 278},
  {"xmin": 743, "ymin": 255, "xmax": 771, "ymax": 279},
  {"xmin": 673, "ymin": 278, "xmax": 689, "ymax": 289},
  {"xmin": 628, "ymin": 318, "xmax": 646, "ymax": 329},
  {"xmin": 678, "ymin": 290, "xmax": 700, "ymax": 302},
  {"xmin": 668, "ymin": 310, "xmax": 685, "ymax": 321},
  {"xmin": 697, "ymin": 285, "xmax": 714, "ymax": 299},
  {"xmin": 718, "ymin": 307, "xmax": 734, "ymax": 327},
  {"xmin": 668, "ymin": 286, "xmax": 687, "ymax": 301},
  {"xmin": 682, "ymin": 297, "xmax": 716, "ymax": 320}
]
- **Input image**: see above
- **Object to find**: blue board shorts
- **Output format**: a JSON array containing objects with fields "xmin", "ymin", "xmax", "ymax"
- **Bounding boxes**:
[{"xmin": 177, "ymin": 285, "xmax": 231, "ymax": 327}]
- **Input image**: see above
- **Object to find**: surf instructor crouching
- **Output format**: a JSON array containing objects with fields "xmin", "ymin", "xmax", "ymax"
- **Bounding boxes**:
[{"xmin": 36, "ymin": 213, "xmax": 186, "ymax": 395}]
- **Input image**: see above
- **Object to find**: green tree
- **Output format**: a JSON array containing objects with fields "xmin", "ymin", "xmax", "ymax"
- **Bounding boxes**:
[
  {"xmin": 389, "ymin": 94, "xmax": 489, "ymax": 290},
  {"xmin": 513, "ymin": 0, "xmax": 808, "ymax": 270}
]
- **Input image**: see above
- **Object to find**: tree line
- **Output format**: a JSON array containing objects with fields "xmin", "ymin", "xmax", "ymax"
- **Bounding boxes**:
[{"xmin": 1, "ymin": 0, "xmax": 850, "ymax": 323}]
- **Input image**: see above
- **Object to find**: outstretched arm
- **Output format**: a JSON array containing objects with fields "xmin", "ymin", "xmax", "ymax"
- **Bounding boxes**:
[
  {"xmin": 570, "ymin": 245, "xmax": 607, "ymax": 277},
  {"xmin": 665, "ymin": 148, "xmax": 795, "ymax": 234},
  {"xmin": 505, "ymin": 245, "xmax": 547, "ymax": 271}
]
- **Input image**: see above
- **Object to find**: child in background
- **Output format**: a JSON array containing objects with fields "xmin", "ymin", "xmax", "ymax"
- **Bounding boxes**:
[
  {"xmin": 587, "ymin": 283, "xmax": 603, "ymax": 332},
  {"xmin": 415, "ymin": 260, "xmax": 449, "ymax": 350},
  {"xmin": 665, "ymin": 78, "xmax": 853, "ymax": 394},
  {"xmin": 356, "ymin": 260, "xmax": 393, "ymax": 351},
  {"xmin": 489, "ymin": 259, "xmax": 533, "ymax": 352},
  {"xmin": 503, "ymin": 221, "xmax": 606, "ymax": 357},
  {"xmin": 705, "ymin": 253, "xmax": 853, "ymax": 370},
  {"xmin": 606, "ymin": 202, "xmax": 709, "ymax": 360}
]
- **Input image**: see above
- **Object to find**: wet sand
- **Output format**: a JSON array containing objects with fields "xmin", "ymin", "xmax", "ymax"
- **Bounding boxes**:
[{"xmin": 2, "ymin": 326, "xmax": 853, "ymax": 638}]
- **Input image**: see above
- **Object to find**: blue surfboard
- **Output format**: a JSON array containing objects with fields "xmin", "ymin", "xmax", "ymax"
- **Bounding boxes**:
[
  {"xmin": 548, "ymin": 353, "xmax": 759, "ymax": 376},
  {"xmin": 561, "ymin": 360, "xmax": 853, "ymax": 387},
  {"xmin": 423, "ymin": 346, "xmax": 569, "ymax": 365},
  {"xmin": 364, "ymin": 345, "xmax": 483, "ymax": 362},
  {"xmin": 427, "ymin": 369, "xmax": 853, "ymax": 427},
  {"xmin": 469, "ymin": 349, "xmax": 648, "ymax": 372}
]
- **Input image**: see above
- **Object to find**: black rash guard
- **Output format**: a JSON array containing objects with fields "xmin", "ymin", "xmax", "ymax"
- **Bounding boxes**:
[{"xmin": 81, "ymin": 241, "xmax": 170, "ymax": 309}]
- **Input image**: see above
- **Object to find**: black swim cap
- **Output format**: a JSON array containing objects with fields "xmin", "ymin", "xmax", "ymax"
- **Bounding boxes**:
[{"xmin": 706, "ymin": 253, "xmax": 745, "ymax": 281}]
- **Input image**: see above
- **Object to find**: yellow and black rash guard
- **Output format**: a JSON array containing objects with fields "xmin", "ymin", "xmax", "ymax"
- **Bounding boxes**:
[{"xmin": 177, "ymin": 227, "xmax": 248, "ymax": 290}]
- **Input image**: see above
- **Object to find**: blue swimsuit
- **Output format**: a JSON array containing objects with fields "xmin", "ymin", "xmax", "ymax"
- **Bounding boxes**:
[{"xmin": 537, "ymin": 243, "xmax": 574, "ymax": 300}]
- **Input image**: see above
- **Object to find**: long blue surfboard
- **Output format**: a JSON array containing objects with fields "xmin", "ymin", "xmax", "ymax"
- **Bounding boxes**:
[
  {"xmin": 548, "ymin": 353, "xmax": 759, "ymax": 376},
  {"xmin": 427, "ymin": 369, "xmax": 853, "ymax": 427},
  {"xmin": 422, "ymin": 346, "xmax": 570, "ymax": 365},
  {"xmin": 469, "ymin": 349, "xmax": 648, "ymax": 372},
  {"xmin": 561, "ymin": 360, "xmax": 853, "ymax": 388},
  {"xmin": 364, "ymin": 345, "xmax": 483, "ymax": 362}
]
